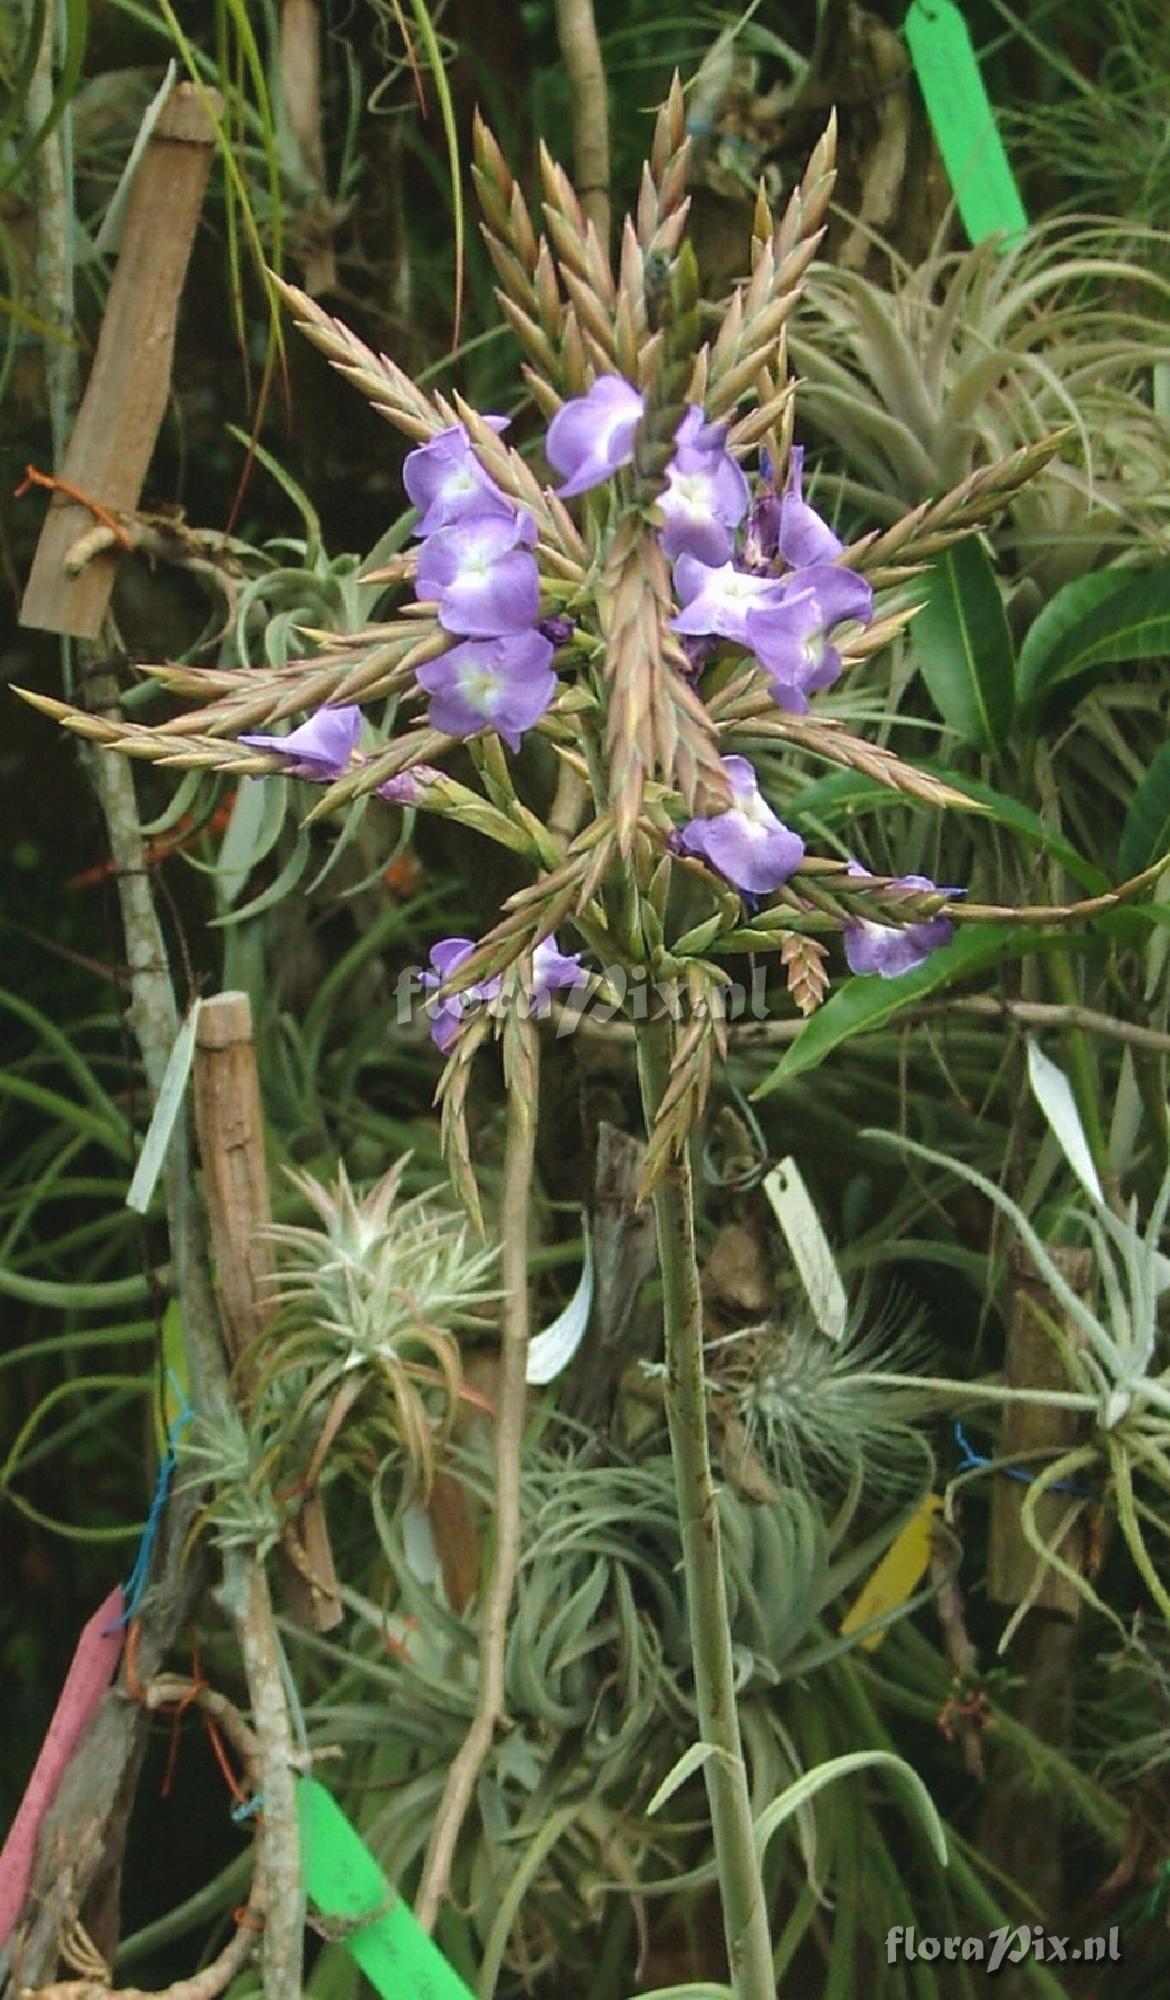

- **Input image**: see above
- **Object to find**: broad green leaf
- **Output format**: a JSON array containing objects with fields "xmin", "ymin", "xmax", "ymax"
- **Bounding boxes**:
[
  {"xmin": 753, "ymin": 1750, "xmax": 948, "ymax": 1867},
  {"xmin": 910, "ymin": 539, "xmax": 1015, "ymax": 751},
  {"xmin": 752, "ymin": 925, "xmax": 1028, "ymax": 1096},
  {"xmin": 1015, "ymin": 567, "xmax": 1134, "ymax": 713},
  {"xmin": 1017, "ymin": 564, "xmax": 1170, "ymax": 713},
  {"xmin": 1119, "ymin": 743, "xmax": 1170, "ymax": 875},
  {"xmin": 786, "ymin": 770, "xmax": 904, "ymax": 823}
]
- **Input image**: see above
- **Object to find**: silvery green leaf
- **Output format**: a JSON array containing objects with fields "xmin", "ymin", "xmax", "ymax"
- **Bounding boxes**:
[
  {"xmin": 401, "ymin": 1498, "xmax": 441, "ymax": 1585},
  {"xmin": 754, "ymin": 1749, "xmax": 947, "ymax": 1867},
  {"xmin": 645, "ymin": 1740, "xmax": 736, "ymax": 1817}
]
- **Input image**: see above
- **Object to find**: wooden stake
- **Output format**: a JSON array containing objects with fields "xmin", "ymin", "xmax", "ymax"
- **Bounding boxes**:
[
  {"xmin": 194, "ymin": 993, "xmax": 342, "ymax": 1632},
  {"xmin": 19, "ymin": 85, "xmax": 221, "ymax": 638}
]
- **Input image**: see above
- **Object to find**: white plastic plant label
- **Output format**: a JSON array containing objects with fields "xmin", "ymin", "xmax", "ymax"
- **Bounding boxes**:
[
  {"xmin": 1026, "ymin": 1038, "xmax": 1104, "ymax": 1204},
  {"xmin": 764, "ymin": 1158, "xmax": 847, "ymax": 1341},
  {"xmin": 525, "ymin": 1217, "xmax": 594, "ymax": 1384}
]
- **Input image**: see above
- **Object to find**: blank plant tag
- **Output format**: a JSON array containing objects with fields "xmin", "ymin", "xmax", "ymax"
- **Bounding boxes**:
[
  {"xmin": 298, "ymin": 1777, "xmax": 477, "ymax": 1999},
  {"xmin": 840, "ymin": 1495, "xmax": 942, "ymax": 1650},
  {"xmin": 526, "ymin": 1216, "xmax": 593, "ymax": 1384},
  {"xmin": 125, "ymin": 1001, "xmax": 201, "ymax": 1214},
  {"xmin": 905, "ymin": 0, "xmax": 1027, "ymax": 246},
  {"xmin": 763, "ymin": 1160, "xmax": 847, "ymax": 1341},
  {"xmin": 1025, "ymin": 1038, "xmax": 1104, "ymax": 1204}
]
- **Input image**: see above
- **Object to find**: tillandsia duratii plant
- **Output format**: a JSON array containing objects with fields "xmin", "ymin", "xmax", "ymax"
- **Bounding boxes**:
[{"xmin": 20, "ymin": 77, "xmax": 1170, "ymax": 1999}]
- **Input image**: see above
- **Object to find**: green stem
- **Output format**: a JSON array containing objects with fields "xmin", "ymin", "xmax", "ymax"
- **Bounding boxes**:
[{"xmin": 635, "ymin": 1013, "xmax": 774, "ymax": 1998}]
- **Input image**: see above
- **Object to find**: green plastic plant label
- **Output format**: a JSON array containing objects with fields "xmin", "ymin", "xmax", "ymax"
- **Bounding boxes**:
[
  {"xmin": 905, "ymin": 0, "xmax": 1027, "ymax": 246},
  {"xmin": 297, "ymin": 1776, "xmax": 477, "ymax": 1999}
]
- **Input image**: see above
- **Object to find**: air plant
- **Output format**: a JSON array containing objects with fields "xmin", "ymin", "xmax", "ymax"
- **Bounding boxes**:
[
  {"xmin": 256, "ymin": 1159, "xmax": 499, "ymax": 1495},
  {"xmin": 708, "ymin": 1294, "xmax": 937, "ymax": 1501},
  {"xmin": 788, "ymin": 219, "xmax": 1170, "ymax": 591},
  {"xmin": 20, "ymin": 74, "xmax": 1165, "ymax": 2000},
  {"xmin": 863, "ymin": 1045, "xmax": 1170, "ymax": 1630}
]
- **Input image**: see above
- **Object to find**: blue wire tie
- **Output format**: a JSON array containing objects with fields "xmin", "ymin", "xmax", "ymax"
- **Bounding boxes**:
[
  {"xmin": 107, "ymin": 1372, "xmax": 195, "ymax": 1631},
  {"xmin": 953, "ymin": 1421, "xmax": 1095, "ymax": 1500},
  {"xmin": 231, "ymin": 1791, "xmax": 265, "ymax": 1824}
]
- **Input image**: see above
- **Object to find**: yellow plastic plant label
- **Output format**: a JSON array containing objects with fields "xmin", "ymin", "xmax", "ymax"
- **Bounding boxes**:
[
  {"xmin": 297, "ymin": 1776, "xmax": 477, "ymax": 2000},
  {"xmin": 905, "ymin": 1, "xmax": 1027, "ymax": 246},
  {"xmin": 840, "ymin": 1495, "xmax": 942, "ymax": 1650}
]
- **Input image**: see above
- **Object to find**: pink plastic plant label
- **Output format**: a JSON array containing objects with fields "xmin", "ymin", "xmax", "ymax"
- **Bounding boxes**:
[{"xmin": 0, "ymin": 1584, "xmax": 124, "ymax": 1949}]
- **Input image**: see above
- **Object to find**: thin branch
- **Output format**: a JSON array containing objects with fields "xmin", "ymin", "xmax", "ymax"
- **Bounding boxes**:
[
  {"xmin": 566, "ymin": 995, "xmax": 1170, "ymax": 1055},
  {"xmin": 553, "ymin": 0, "xmax": 611, "ymax": 241},
  {"xmin": 415, "ymin": 1023, "xmax": 540, "ymax": 1929}
]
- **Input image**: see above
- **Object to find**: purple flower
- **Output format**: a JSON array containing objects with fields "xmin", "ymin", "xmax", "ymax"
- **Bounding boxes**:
[
  {"xmin": 240, "ymin": 703, "xmax": 362, "ymax": 779},
  {"xmin": 545, "ymin": 376, "xmax": 644, "ymax": 498},
  {"xmin": 741, "ymin": 480, "xmax": 783, "ymax": 573},
  {"xmin": 747, "ymin": 566, "xmax": 874, "ymax": 712},
  {"xmin": 415, "ymin": 511, "xmax": 539, "ymax": 637},
  {"xmin": 670, "ymin": 555, "xmax": 792, "ymax": 646},
  {"xmin": 678, "ymin": 755, "xmax": 804, "ymax": 894},
  {"xmin": 422, "ymin": 937, "xmax": 502, "ymax": 1053},
  {"xmin": 377, "ymin": 765, "xmax": 441, "ymax": 805},
  {"xmin": 421, "ymin": 933, "xmax": 586, "ymax": 1051},
  {"xmin": 538, "ymin": 613, "xmax": 576, "ymax": 648},
  {"xmin": 842, "ymin": 863, "xmax": 955, "ymax": 978},
  {"xmin": 415, "ymin": 631, "xmax": 556, "ymax": 752},
  {"xmin": 778, "ymin": 446, "xmax": 843, "ymax": 568},
  {"xmin": 657, "ymin": 406, "xmax": 751, "ymax": 565},
  {"xmin": 403, "ymin": 421, "xmax": 512, "ymax": 536},
  {"xmin": 528, "ymin": 937, "xmax": 588, "ymax": 1013},
  {"xmin": 677, "ymin": 634, "xmax": 718, "ymax": 679}
]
